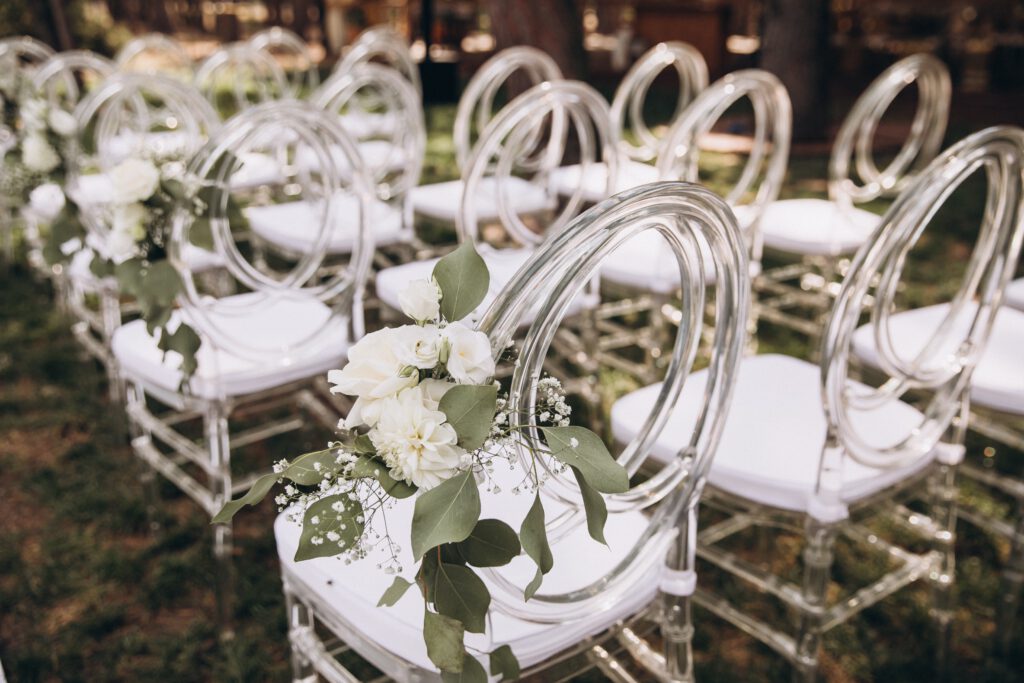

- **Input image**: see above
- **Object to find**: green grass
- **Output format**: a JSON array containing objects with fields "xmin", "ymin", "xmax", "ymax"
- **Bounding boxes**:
[{"xmin": 1, "ymin": 106, "xmax": 1023, "ymax": 682}]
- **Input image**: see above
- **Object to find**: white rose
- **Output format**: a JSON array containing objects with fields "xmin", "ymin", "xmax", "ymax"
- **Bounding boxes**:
[
  {"xmin": 21, "ymin": 134, "xmax": 60, "ymax": 173},
  {"xmin": 328, "ymin": 327, "xmax": 419, "ymax": 429},
  {"xmin": 443, "ymin": 321, "xmax": 495, "ymax": 385},
  {"xmin": 398, "ymin": 277, "xmax": 442, "ymax": 322},
  {"xmin": 107, "ymin": 202, "xmax": 148, "ymax": 263},
  {"xmin": 110, "ymin": 158, "xmax": 161, "ymax": 203},
  {"xmin": 47, "ymin": 108, "xmax": 76, "ymax": 137},
  {"xmin": 369, "ymin": 384, "xmax": 464, "ymax": 490},
  {"xmin": 21, "ymin": 99, "xmax": 46, "ymax": 132},
  {"xmin": 393, "ymin": 324, "xmax": 443, "ymax": 369}
]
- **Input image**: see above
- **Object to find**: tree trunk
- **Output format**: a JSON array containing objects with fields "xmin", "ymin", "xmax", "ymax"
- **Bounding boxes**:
[
  {"xmin": 760, "ymin": 0, "xmax": 829, "ymax": 141},
  {"xmin": 483, "ymin": 0, "xmax": 586, "ymax": 80}
]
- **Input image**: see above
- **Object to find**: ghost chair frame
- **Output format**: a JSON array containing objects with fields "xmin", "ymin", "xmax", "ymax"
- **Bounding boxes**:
[
  {"xmin": 336, "ymin": 25, "xmax": 421, "ymax": 96},
  {"xmin": 250, "ymin": 26, "xmax": 320, "ymax": 96},
  {"xmin": 117, "ymin": 101, "xmax": 375, "ymax": 632},
  {"xmin": 757, "ymin": 53, "xmax": 951, "ymax": 343},
  {"xmin": 276, "ymin": 181, "xmax": 749, "ymax": 683},
  {"xmin": 194, "ymin": 42, "xmax": 290, "ymax": 119},
  {"xmin": 114, "ymin": 33, "xmax": 193, "ymax": 79}
]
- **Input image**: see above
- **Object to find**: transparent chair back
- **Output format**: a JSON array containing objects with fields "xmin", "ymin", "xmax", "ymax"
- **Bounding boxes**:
[
  {"xmin": 818, "ymin": 126, "xmax": 1024, "ymax": 503},
  {"xmin": 249, "ymin": 26, "xmax": 319, "ymax": 96},
  {"xmin": 169, "ymin": 101, "xmax": 375, "ymax": 398},
  {"xmin": 114, "ymin": 33, "xmax": 193, "ymax": 80},
  {"xmin": 0, "ymin": 36, "xmax": 56, "ymax": 147},
  {"xmin": 458, "ymin": 80, "xmax": 615, "ymax": 248},
  {"xmin": 194, "ymin": 43, "xmax": 289, "ymax": 119},
  {"xmin": 453, "ymin": 46, "xmax": 563, "ymax": 173},
  {"xmin": 610, "ymin": 41, "xmax": 708, "ymax": 163},
  {"xmin": 336, "ymin": 25, "xmax": 420, "ymax": 96},
  {"xmin": 0, "ymin": 36, "xmax": 55, "ymax": 69},
  {"xmin": 476, "ymin": 180, "xmax": 749, "ymax": 625},
  {"xmin": 32, "ymin": 51, "xmax": 116, "ymax": 114},
  {"xmin": 68, "ymin": 73, "xmax": 220, "ymax": 253},
  {"xmin": 312, "ymin": 62, "xmax": 425, "ymax": 203},
  {"xmin": 657, "ymin": 69, "xmax": 791, "ymax": 264},
  {"xmin": 830, "ymin": 53, "xmax": 951, "ymax": 211}
]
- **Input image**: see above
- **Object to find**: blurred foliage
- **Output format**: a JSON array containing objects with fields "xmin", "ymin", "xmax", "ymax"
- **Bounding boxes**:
[{"xmin": 0, "ymin": 0, "xmax": 132, "ymax": 56}]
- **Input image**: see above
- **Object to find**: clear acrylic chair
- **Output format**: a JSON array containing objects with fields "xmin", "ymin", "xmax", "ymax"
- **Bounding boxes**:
[
  {"xmin": 408, "ymin": 46, "xmax": 563, "ymax": 232},
  {"xmin": 194, "ymin": 42, "xmax": 289, "ymax": 119},
  {"xmin": 611, "ymin": 126, "xmax": 1024, "ymax": 681},
  {"xmin": 275, "ymin": 180, "xmax": 750, "ymax": 683},
  {"xmin": 249, "ymin": 26, "xmax": 320, "ymax": 96},
  {"xmin": 113, "ymin": 100, "xmax": 375, "ymax": 631},
  {"xmin": 336, "ymin": 25, "xmax": 421, "ymax": 96},
  {"xmin": 114, "ymin": 33, "xmax": 193, "ymax": 80},
  {"xmin": 550, "ymin": 41, "xmax": 708, "ymax": 203},
  {"xmin": 758, "ymin": 53, "xmax": 951, "ymax": 341},
  {"xmin": 598, "ymin": 69, "xmax": 791, "ymax": 382},
  {"xmin": 65, "ymin": 73, "xmax": 220, "ymax": 398}
]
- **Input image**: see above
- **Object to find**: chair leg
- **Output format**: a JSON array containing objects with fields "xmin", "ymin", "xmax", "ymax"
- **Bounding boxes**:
[
  {"xmin": 793, "ymin": 518, "xmax": 837, "ymax": 683},
  {"xmin": 662, "ymin": 505, "xmax": 697, "ymax": 683},
  {"xmin": 127, "ymin": 382, "xmax": 163, "ymax": 536},
  {"xmin": 206, "ymin": 404, "xmax": 235, "ymax": 639},
  {"xmin": 100, "ymin": 289, "xmax": 124, "ymax": 403},
  {"xmin": 927, "ymin": 461, "xmax": 958, "ymax": 675},
  {"xmin": 996, "ymin": 497, "xmax": 1024, "ymax": 655},
  {"xmin": 285, "ymin": 586, "xmax": 318, "ymax": 683}
]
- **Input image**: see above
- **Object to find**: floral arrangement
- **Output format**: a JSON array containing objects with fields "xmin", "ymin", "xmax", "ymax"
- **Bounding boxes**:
[
  {"xmin": 215, "ymin": 242, "xmax": 629, "ymax": 681},
  {"xmin": 0, "ymin": 92, "xmax": 76, "ymax": 204}
]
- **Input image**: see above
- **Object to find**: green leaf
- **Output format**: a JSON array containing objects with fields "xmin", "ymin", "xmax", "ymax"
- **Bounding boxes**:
[
  {"xmin": 350, "ymin": 455, "xmax": 416, "ymax": 499},
  {"xmin": 571, "ymin": 467, "xmax": 608, "ymax": 545},
  {"xmin": 424, "ymin": 610, "xmax": 465, "ymax": 673},
  {"xmin": 456, "ymin": 519, "xmax": 520, "ymax": 567},
  {"xmin": 442, "ymin": 653, "xmax": 487, "ymax": 683},
  {"xmin": 280, "ymin": 448, "xmax": 338, "ymax": 486},
  {"xmin": 212, "ymin": 471, "xmax": 278, "ymax": 524},
  {"xmin": 540, "ymin": 426, "xmax": 629, "ymax": 494},
  {"xmin": 411, "ymin": 471, "xmax": 481, "ymax": 559},
  {"xmin": 353, "ymin": 433, "xmax": 375, "ymax": 454},
  {"xmin": 438, "ymin": 384, "xmax": 498, "ymax": 451},
  {"xmin": 377, "ymin": 576, "xmax": 414, "ymax": 607},
  {"xmin": 114, "ymin": 258, "xmax": 145, "ymax": 296},
  {"xmin": 489, "ymin": 644, "xmax": 520, "ymax": 681},
  {"xmin": 432, "ymin": 241, "xmax": 489, "ymax": 322},
  {"xmin": 294, "ymin": 494, "xmax": 365, "ymax": 561},
  {"xmin": 157, "ymin": 323, "xmax": 202, "ymax": 379},
  {"xmin": 433, "ymin": 562, "xmax": 490, "ymax": 633},
  {"xmin": 88, "ymin": 254, "xmax": 114, "ymax": 278},
  {"xmin": 189, "ymin": 216, "xmax": 215, "ymax": 251},
  {"xmin": 143, "ymin": 259, "xmax": 182, "ymax": 307},
  {"xmin": 520, "ymin": 494, "xmax": 553, "ymax": 601}
]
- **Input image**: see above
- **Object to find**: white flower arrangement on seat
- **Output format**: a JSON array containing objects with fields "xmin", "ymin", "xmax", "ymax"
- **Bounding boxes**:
[{"xmin": 217, "ymin": 241, "xmax": 628, "ymax": 681}]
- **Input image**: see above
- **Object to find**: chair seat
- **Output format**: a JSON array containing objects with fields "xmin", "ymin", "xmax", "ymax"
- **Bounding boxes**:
[
  {"xmin": 339, "ymin": 111, "xmax": 398, "ymax": 139},
  {"xmin": 599, "ymin": 205, "xmax": 760, "ymax": 293},
  {"xmin": 106, "ymin": 130, "xmax": 193, "ymax": 161},
  {"xmin": 760, "ymin": 198, "xmax": 880, "ymax": 256},
  {"xmin": 548, "ymin": 161, "xmax": 660, "ymax": 203},
  {"xmin": 274, "ymin": 463, "xmax": 658, "ymax": 672},
  {"xmin": 230, "ymin": 152, "xmax": 287, "ymax": 190},
  {"xmin": 294, "ymin": 140, "xmax": 407, "ymax": 176},
  {"xmin": 375, "ymin": 247, "xmax": 599, "ymax": 324},
  {"xmin": 246, "ymin": 195, "xmax": 406, "ymax": 256},
  {"xmin": 410, "ymin": 177, "xmax": 556, "ymax": 223},
  {"xmin": 851, "ymin": 303, "xmax": 1024, "ymax": 416},
  {"xmin": 112, "ymin": 292, "xmax": 349, "ymax": 399},
  {"xmin": 611, "ymin": 354, "xmax": 939, "ymax": 514},
  {"xmin": 1005, "ymin": 278, "xmax": 1024, "ymax": 313}
]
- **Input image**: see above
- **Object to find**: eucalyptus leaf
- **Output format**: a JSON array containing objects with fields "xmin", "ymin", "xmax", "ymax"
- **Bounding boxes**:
[
  {"xmin": 280, "ymin": 448, "xmax": 338, "ymax": 486},
  {"xmin": 442, "ymin": 653, "xmax": 487, "ymax": 683},
  {"xmin": 438, "ymin": 384, "xmax": 498, "ymax": 451},
  {"xmin": 572, "ymin": 466, "xmax": 608, "ymax": 546},
  {"xmin": 457, "ymin": 519, "xmax": 520, "ymax": 567},
  {"xmin": 433, "ymin": 562, "xmax": 490, "ymax": 633},
  {"xmin": 432, "ymin": 241, "xmax": 489, "ymax": 322},
  {"xmin": 411, "ymin": 471, "xmax": 480, "ymax": 558},
  {"xmin": 157, "ymin": 323, "xmax": 201, "ymax": 380},
  {"xmin": 353, "ymin": 433, "xmax": 375, "ymax": 454},
  {"xmin": 294, "ymin": 494, "xmax": 364, "ymax": 561},
  {"xmin": 143, "ymin": 260, "xmax": 182, "ymax": 307},
  {"xmin": 489, "ymin": 644, "xmax": 520, "ymax": 681},
  {"xmin": 189, "ymin": 216, "xmax": 215, "ymax": 251},
  {"xmin": 114, "ymin": 258, "xmax": 145, "ymax": 296},
  {"xmin": 212, "ymin": 471, "xmax": 278, "ymax": 524},
  {"xmin": 88, "ymin": 254, "xmax": 114, "ymax": 278},
  {"xmin": 350, "ymin": 455, "xmax": 416, "ymax": 499},
  {"xmin": 377, "ymin": 576, "xmax": 414, "ymax": 607},
  {"xmin": 424, "ymin": 610, "xmax": 465, "ymax": 673},
  {"xmin": 540, "ymin": 426, "xmax": 629, "ymax": 494},
  {"xmin": 520, "ymin": 494, "xmax": 553, "ymax": 600}
]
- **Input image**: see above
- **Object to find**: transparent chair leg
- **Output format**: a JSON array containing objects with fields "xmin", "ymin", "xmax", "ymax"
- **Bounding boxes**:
[
  {"xmin": 996, "ymin": 498, "xmax": 1024, "ymax": 656},
  {"xmin": 206, "ymin": 404, "xmax": 235, "ymax": 639},
  {"xmin": 662, "ymin": 506, "xmax": 697, "ymax": 683},
  {"xmin": 927, "ymin": 461, "xmax": 958, "ymax": 676},
  {"xmin": 793, "ymin": 518, "xmax": 837, "ymax": 683},
  {"xmin": 100, "ymin": 289, "xmax": 124, "ymax": 403},
  {"xmin": 127, "ymin": 382, "xmax": 163, "ymax": 535},
  {"xmin": 285, "ymin": 587, "xmax": 317, "ymax": 683}
]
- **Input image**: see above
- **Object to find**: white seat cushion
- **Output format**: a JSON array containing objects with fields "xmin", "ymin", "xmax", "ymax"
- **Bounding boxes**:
[
  {"xmin": 1005, "ymin": 278, "xmax": 1024, "ymax": 313},
  {"xmin": 105, "ymin": 131, "xmax": 193, "ymax": 160},
  {"xmin": 246, "ymin": 195, "xmax": 406, "ymax": 255},
  {"xmin": 294, "ymin": 140, "xmax": 407, "ymax": 176},
  {"xmin": 760, "ymin": 198, "xmax": 880, "ymax": 256},
  {"xmin": 851, "ymin": 303, "xmax": 1024, "ymax": 416},
  {"xmin": 611, "ymin": 354, "xmax": 938, "ymax": 513},
  {"xmin": 376, "ymin": 247, "xmax": 599, "ymax": 324},
  {"xmin": 410, "ymin": 177, "xmax": 556, "ymax": 223},
  {"xmin": 549, "ymin": 161, "xmax": 660, "ymax": 203},
  {"xmin": 112, "ymin": 292, "xmax": 349, "ymax": 399},
  {"xmin": 274, "ymin": 462, "xmax": 659, "ymax": 671},
  {"xmin": 339, "ymin": 111, "xmax": 398, "ymax": 139},
  {"xmin": 230, "ymin": 152, "xmax": 286, "ymax": 190}
]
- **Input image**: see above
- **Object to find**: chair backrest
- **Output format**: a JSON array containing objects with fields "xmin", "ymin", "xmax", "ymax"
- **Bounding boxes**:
[
  {"xmin": 249, "ymin": 26, "xmax": 319, "ymax": 95},
  {"xmin": 32, "ymin": 50, "xmax": 116, "ymax": 112},
  {"xmin": 170, "ymin": 101, "xmax": 374, "ymax": 376},
  {"xmin": 312, "ymin": 63, "xmax": 424, "ymax": 202},
  {"xmin": 0, "ymin": 36, "xmax": 55, "ymax": 68},
  {"xmin": 458, "ymin": 80, "xmax": 618, "ymax": 248},
  {"xmin": 335, "ymin": 26, "xmax": 420, "ymax": 96},
  {"xmin": 114, "ymin": 34, "xmax": 193, "ymax": 79},
  {"xmin": 453, "ymin": 47, "xmax": 563, "ymax": 173},
  {"xmin": 829, "ymin": 53, "xmax": 950, "ymax": 210},
  {"xmin": 657, "ymin": 69, "xmax": 791, "ymax": 262},
  {"xmin": 194, "ymin": 42, "xmax": 289, "ymax": 118},
  {"xmin": 478, "ymin": 181, "xmax": 749, "ymax": 620},
  {"xmin": 610, "ymin": 41, "xmax": 708, "ymax": 163},
  {"xmin": 820, "ymin": 127, "xmax": 1024, "ymax": 490}
]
